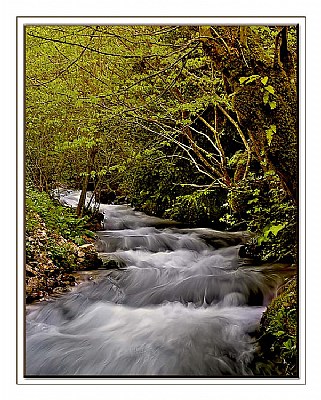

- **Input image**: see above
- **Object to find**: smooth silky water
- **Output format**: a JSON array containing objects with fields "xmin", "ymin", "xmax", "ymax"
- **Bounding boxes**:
[{"xmin": 25, "ymin": 191, "xmax": 290, "ymax": 377}]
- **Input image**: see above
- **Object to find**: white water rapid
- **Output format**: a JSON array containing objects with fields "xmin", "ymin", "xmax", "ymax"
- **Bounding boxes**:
[{"xmin": 25, "ymin": 191, "xmax": 288, "ymax": 377}]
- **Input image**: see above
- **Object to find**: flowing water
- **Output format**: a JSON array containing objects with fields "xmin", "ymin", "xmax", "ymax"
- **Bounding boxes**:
[{"xmin": 26, "ymin": 191, "xmax": 292, "ymax": 377}]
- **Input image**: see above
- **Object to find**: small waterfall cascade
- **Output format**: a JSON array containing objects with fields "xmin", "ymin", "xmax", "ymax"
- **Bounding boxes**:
[{"xmin": 26, "ymin": 191, "xmax": 291, "ymax": 377}]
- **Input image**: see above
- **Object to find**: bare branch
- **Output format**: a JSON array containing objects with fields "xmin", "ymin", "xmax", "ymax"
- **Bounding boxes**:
[
  {"xmin": 135, "ymin": 119, "xmax": 217, "ymax": 182},
  {"xmin": 189, "ymin": 126, "xmax": 221, "ymax": 160},
  {"xmin": 196, "ymin": 114, "xmax": 226, "ymax": 166},
  {"xmin": 195, "ymin": 113, "xmax": 232, "ymax": 186},
  {"xmin": 216, "ymin": 104, "xmax": 251, "ymax": 180},
  {"xmin": 210, "ymin": 27, "xmax": 230, "ymax": 54}
]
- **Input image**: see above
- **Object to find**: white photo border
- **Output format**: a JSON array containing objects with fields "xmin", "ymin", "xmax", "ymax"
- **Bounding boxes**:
[{"xmin": 17, "ymin": 16, "xmax": 306, "ymax": 385}]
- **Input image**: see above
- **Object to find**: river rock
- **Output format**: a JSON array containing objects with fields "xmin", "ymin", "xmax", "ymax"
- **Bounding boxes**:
[{"xmin": 79, "ymin": 243, "xmax": 95, "ymax": 249}]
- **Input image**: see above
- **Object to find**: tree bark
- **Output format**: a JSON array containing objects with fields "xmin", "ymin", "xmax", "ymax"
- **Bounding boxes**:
[
  {"xmin": 76, "ymin": 167, "xmax": 90, "ymax": 218},
  {"xmin": 76, "ymin": 147, "xmax": 98, "ymax": 218},
  {"xmin": 201, "ymin": 26, "xmax": 298, "ymax": 200}
]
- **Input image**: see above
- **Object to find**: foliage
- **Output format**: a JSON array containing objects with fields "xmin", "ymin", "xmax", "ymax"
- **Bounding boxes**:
[
  {"xmin": 164, "ymin": 189, "xmax": 226, "ymax": 228},
  {"xmin": 25, "ymin": 24, "xmax": 298, "ymax": 260},
  {"xmin": 26, "ymin": 186, "xmax": 101, "ymax": 279},
  {"xmin": 45, "ymin": 237, "xmax": 78, "ymax": 269},
  {"xmin": 118, "ymin": 147, "xmax": 189, "ymax": 216},
  {"xmin": 25, "ymin": 187, "xmax": 103, "ymax": 302},
  {"xmin": 254, "ymin": 277, "xmax": 298, "ymax": 376},
  {"xmin": 26, "ymin": 187, "xmax": 93, "ymax": 244},
  {"xmin": 221, "ymin": 172, "xmax": 297, "ymax": 262}
]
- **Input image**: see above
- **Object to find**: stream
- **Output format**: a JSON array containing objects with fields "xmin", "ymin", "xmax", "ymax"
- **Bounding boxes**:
[{"xmin": 26, "ymin": 191, "xmax": 293, "ymax": 377}]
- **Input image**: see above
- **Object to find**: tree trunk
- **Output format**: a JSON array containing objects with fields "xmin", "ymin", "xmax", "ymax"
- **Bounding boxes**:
[
  {"xmin": 76, "ymin": 168, "xmax": 90, "ymax": 218},
  {"xmin": 76, "ymin": 147, "xmax": 98, "ymax": 218},
  {"xmin": 201, "ymin": 26, "xmax": 298, "ymax": 201}
]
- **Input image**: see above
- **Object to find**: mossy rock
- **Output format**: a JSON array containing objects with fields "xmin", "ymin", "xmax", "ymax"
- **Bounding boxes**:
[
  {"xmin": 77, "ymin": 248, "xmax": 103, "ymax": 270},
  {"xmin": 253, "ymin": 276, "xmax": 298, "ymax": 376},
  {"xmin": 100, "ymin": 258, "xmax": 125, "ymax": 270}
]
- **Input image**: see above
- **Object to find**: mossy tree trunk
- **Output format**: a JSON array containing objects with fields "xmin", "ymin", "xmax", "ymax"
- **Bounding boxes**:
[{"xmin": 201, "ymin": 26, "xmax": 298, "ymax": 201}]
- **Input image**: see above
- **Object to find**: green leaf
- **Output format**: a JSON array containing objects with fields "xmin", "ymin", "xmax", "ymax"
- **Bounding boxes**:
[
  {"xmin": 239, "ymin": 77, "xmax": 248, "ymax": 84},
  {"xmin": 264, "ymin": 169, "xmax": 276, "ymax": 177},
  {"xmin": 181, "ymin": 118, "xmax": 192, "ymax": 126},
  {"xmin": 269, "ymin": 223, "xmax": 286, "ymax": 236},
  {"xmin": 73, "ymin": 236, "xmax": 85, "ymax": 246},
  {"xmin": 282, "ymin": 339, "xmax": 293, "ymax": 350},
  {"xmin": 264, "ymin": 85, "xmax": 275, "ymax": 94},
  {"xmin": 258, "ymin": 222, "xmax": 286, "ymax": 245},
  {"xmin": 269, "ymin": 101, "xmax": 277, "ymax": 109},
  {"xmin": 248, "ymin": 198, "xmax": 259, "ymax": 204},
  {"xmin": 266, "ymin": 131, "xmax": 273, "ymax": 145},
  {"xmin": 75, "ymin": 99, "xmax": 83, "ymax": 108},
  {"xmin": 261, "ymin": 76, "xmax": 269, "ymax": 85},
  {"xmin": 263, "ymin": 91, "xmax": 269, "ymax": 104},
  {"xmin": 239, "ymin": 75, "xmax": 260, "ymax": 85},
  {"xmin": 89, "ymin": 95, "xmax": 100, "ymax": 104},
  {"xmin": 266, "ymin": 124, "xmax": 277, "ymax": 146},
  {"xmin": 257, "ymin": 236, "xmax": 264, "ymax": 246}
]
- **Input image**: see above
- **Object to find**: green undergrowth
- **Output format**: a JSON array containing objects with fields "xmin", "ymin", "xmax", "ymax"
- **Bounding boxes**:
[
  {"xmin": 163, "ymin": 189, "xmax": 227, "ymax": 229},
  {"xmin": 26, "ymin": 187, "xmax": 95, "ymax": 244},
  {"xmin": 253, "ymin": 276, "xmax": 298, "ymax": 376},
  {"xmin": 220, "ymin": 172, "xmax": 297, "ymax": 263},
  {"xmin": 25, "ymin": 187, "xmax": 102, "ymax": 302}
]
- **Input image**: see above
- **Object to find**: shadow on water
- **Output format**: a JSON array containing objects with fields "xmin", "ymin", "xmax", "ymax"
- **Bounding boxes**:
[{"xmin": 26, "ymin": 191, "xmax": 295, "ymax": 377}]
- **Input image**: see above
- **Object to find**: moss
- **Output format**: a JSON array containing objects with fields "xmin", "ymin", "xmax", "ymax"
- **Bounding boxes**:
[{"xmin": 253, "ymin": 276, "xmax": 298, "ymax": 376}]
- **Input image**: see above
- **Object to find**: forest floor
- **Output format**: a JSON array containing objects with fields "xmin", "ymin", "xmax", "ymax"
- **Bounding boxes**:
[{"xmin": 25, "ymin": 210, "xmax": 104, "ymax": 303}]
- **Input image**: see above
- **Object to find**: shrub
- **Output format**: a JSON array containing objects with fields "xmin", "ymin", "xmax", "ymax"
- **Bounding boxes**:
[
  {"xmin": 254, "ymin": 277, "xmax": 298, "ymax": 376},
  {"xmin": 26, "ymin": 187, "xmax": 92, "ymax": 242},
  {"xmin": 164, "ymin": 189, "xmax": 226, "ymax": 228},
  {"xmin": 220, "ymin": 172, "xmax": 297, "ymax": 262}
]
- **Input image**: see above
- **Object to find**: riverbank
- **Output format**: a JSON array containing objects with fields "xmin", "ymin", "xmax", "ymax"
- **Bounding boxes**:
[
  {"xmin": 254, "ymin": 275, "xmax": 298, "ymax": 377},
  {"xmin": 25, "ymin": 188, "xmax": 103, "ymax": 303}
]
